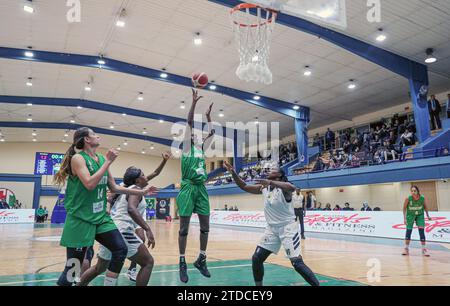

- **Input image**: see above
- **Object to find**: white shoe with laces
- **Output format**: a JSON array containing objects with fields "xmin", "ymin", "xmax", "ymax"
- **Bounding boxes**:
[{"xmin": 127, "ymin": 268, "xmax": 137, "ymax": 282}]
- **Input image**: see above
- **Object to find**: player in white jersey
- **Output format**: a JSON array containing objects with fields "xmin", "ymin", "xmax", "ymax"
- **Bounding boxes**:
[
  {"xmin": 125, "ymin": 152, "xmax": 171, "ymax": 281},
  {"xmin": 224, "ymin": 161, "xmax": 319, "ymax": 286},
  {"xmin": 78, "ymin": 166, "xmax": 158, "ymax": 286}
]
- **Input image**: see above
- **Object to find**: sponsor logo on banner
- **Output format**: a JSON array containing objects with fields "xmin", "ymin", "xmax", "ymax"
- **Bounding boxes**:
[
  {"xmin": 192, "ymin": 211, "xmax": 450, "ymax": 243},
  {"xmin": 0, "ymin": 209, "xmax": 35, "ymax": 224}
]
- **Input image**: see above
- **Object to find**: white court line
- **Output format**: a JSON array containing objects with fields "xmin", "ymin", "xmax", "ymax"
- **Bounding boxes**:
[{"xmin": 0, "ymin": 263, "xmax": 252, "ymax": 286}]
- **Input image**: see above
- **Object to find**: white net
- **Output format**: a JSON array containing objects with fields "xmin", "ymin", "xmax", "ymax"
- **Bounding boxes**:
[{"xmin": 231, "ymin": 4, "xmax": 277, "ymax": 85}]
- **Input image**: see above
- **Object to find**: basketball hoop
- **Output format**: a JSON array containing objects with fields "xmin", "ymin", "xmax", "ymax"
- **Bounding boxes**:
[{"xmin": 230, "ymin": 3, "xmax": 277, "ymax": 85}]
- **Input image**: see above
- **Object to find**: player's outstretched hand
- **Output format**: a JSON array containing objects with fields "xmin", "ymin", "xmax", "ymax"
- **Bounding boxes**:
[
  {"xmin": 224, "ymin": 161, "xmax": 234, "ymax": 172},
  {"xmin": 105, "ymin": 149, "xmax": 119, "ymax": 164},
  {"xmin": 206, "ymin": 103, "xmax": 213, "ymax": 118},
  {"xmin": 162, "ymin": 151, "xmax": 172, "ymax": 160},
  {"xmin": 192, "ymin": 88, "xmax": 203, "ymax": 103},
  {"xmin": 143, "ymin": 186, "xmax": 159, "ymax": 196}
]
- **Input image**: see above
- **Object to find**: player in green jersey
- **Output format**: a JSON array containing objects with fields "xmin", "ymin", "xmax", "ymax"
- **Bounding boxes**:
[
  {"xmin": 53, "ymin": 127, "xmax": 157, "ymax": 286},
  {"xmin": 402, "ymin": 185, "xmax": 431, "ymax": 257},
  {"xmin": 177, "ymin": 89, "xmax": 215, "ymax": 283}
]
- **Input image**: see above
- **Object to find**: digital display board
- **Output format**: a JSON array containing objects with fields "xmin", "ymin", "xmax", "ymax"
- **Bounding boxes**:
[{"xmin": 34, "ymin": 152, "xmax": 64, "ymax": 176}]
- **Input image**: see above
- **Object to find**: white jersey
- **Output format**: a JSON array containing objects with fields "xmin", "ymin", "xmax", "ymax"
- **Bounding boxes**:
[
  {"xmin": 292, "ymin": 193, "xmax": 304, "ymax": 209},
  {"xmin": 262, "ymin": 187, "xmax": 296, "ymax": 227},
  {"xmin": 110, "ymin": 185, "xmax": 146, "ymax": 228}
]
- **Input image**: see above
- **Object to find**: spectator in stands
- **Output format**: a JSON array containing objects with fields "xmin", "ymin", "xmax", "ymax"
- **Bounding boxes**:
[
  {"xmin": 446, "ymin": 93, "xmax": 450, "ymax": 119},
  {"xmin": 428, "ymin": 94, "xmax": 442, "ymax": 130},
  {"xmin": 0, "ymin": 200, "xmax": 6, "ymax": 209},
  {"xmin": 333, "ymin": 205, "xmax": 341, "ymax": 211},
  {"xmin": 234, "ymin": 206, "xmax": 239, "ymax": 211},
  {"xmin": 315, "ymin": 202, "xmax": 323, "ymax": 210},
  {"xmin": 305, "ymin": 191, "xmax": 317, "ymax": 210},
  {"xmin": 400, "ymin": 127, "xmax": 415, "ymax": 148},
  {"xmin": 224, "ymin": 205, "xmax": 228, "ymax": 211},
  {"xmin": 382, "ymin": 140, "xmax": 397, "ymax": 161},
  {"xmin": 387, "ymin": 131, "xmax": 397, "ymax": 146},
  {"xmin": 373, "ymin": 207, "xmax": 382, "ymax": 211},
  {"xmin": 342, "ymin": 203, "xmax": 353, "ymax": 211},
  {"xmin": 36, "ymin": 206, "xmax": 45, "ymax": 223},
  {"xmin": 325, "ymin": 128, "xmax": 335, "ymax": 150},
  {"xmin": 323, "ymin": 203, "xmax": 332, "ymax": 211},
  {"xmin": 313, "ymin": 133, "xmax": 323, "ymax": 151},
  {"xmin": 361, "ymin": 202, "xmax": 372, "ymax": 211}
]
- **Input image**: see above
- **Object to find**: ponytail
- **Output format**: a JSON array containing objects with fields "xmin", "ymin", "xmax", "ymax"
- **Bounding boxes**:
[{"xmin": 53, "ymin": 127, "xmax": 91, "ymax": 186}]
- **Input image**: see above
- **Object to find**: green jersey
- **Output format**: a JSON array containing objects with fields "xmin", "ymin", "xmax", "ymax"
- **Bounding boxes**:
[
  {"xmin": 406, "ymin": 195, "xmax": 425, "ymax": 216},
  {"xmin": 64, "ymin": 151, "xmax": 108, "ymax": 224},
  {"xmin": 181, "ymin": 145, "xmax": 207, "ymax": 185}
]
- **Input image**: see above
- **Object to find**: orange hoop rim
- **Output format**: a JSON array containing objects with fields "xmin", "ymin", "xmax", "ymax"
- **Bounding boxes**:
[{"xmin": 230, "ymin": 3, "xmax": 277, "ymax": 28}]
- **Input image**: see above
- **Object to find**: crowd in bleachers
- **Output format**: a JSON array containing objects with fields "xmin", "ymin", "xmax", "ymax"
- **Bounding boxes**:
[{"xmin": 0, "ymin": 199, "xmax": 23, "ymax": 209}]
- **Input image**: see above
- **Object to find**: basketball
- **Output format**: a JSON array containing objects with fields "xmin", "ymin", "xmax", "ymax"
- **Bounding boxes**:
[{"xmin": 191, "ymin": 72, "xmax": 209, "ymax": 89}]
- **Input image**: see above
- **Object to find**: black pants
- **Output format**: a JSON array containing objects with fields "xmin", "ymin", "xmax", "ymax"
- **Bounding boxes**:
[
  {"xmin": 294, "ymin": 208, "xmax": 304, "ymax": 236},
  {"xmin": 447, "ymin": 111, "xmax": 450, "ymax": 119},
  {"xmin": 430, "ymin": 113, "xmax": 441, "ymax": 130}
]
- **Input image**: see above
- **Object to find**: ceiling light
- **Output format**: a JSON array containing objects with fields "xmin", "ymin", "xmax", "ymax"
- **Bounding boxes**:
[
  {"xmin": 0, "ymin": 138, "xmax": 4, "ymax": 142},
  {"xmin": 425, "ymin": 48, "xmax": 437, "ymax": 64},
  {"xmin": 84, "ymin": 83, "xmax": 92, "ymax": 91},
  {"xmin": 27, "ymin": 103, "xmax": 33, "ymax": 106},
  {"xmin": 303, "ymin": 66, "xmax": 312, "ymax": 76},
  {"xmin": 25, "ymin": 51, "xmax": 34, "ymax": 58},
  {"xmin": 150, "ymin": 145, "xmax": 155, "ymax": 150},
  {"xmin": 160, "ymin": 72, "xmax": 168, "ymax": 78},
  {"xmin": 159, "ymin": 119, "xmax": 164, "ymax": 123},
  {"xmin": 137, "ymin": 92, "xmax": 144, "ymax": 101},
  {"xmin": 32, "ymin": 138, "xmax": 37, "ymax": 142},
  {"xmin": 77, "ymin": 105, "xmax": 83, "ymax": 109},
  {"xmin": 116, "ymin": 20, "xmax": 125, "ymax": 27},
  {"xmin": 70, "ymin": 119, "xmax": 75, "ymax": 123},
  {"xmin": 219, "ymin": 109, "xmax": 224, "ymax": 117},
  {"xmin": 110, "ymin": 123, "xmax": 115, "ymax": 129},
  {"xmin": 317, "ymin": 8, "xmax": 335, "ymax": 18},
  {"xmin": 209, "ymin": 84, "xmax": 217, "ymax": 90},
  {"xmin": 348, "ymin": 79, "xmax": 357, "ymax": 90},
  {"xmin": 194, "ymin": 32, "xmax": 202, "ymax": 46},
  {"xmin": 375, "ymin": 28, "xmax": 387, "ymax": 42},
  {"xmin": 117, "ymin": 146, "xmax": 121, "ymax": 151},
  {"xmin": 141, "ymin": 149, "xmax": 146, "ymax": 154},
  {"xmin": 122, "ymin": 113, "xmax": 127, "ymax": 116},
  {"xmin": 253, "ymin": 95, "xmax": 260, "ymax": 101},
  {"xmin": 97, "ymin": 56, "xmax": 106, "ymax": 65},
  {"xmin": 64, "ymin": 133, "xmax": 69, "ymax": 137},
  {"xmin": 62, "ymin": 139, "xmax": 67, "ymax": 143},
  {"xmin": 180, "ymin": 101, "xmax": 186, "ymax": 109},
  {"xmin": 293, "ymin": 105, "xmax": 300, "ymax": 110},
  {"xmin": 254, "ymin": 117, "xmax": 259, "ymax": 125},
  {"xmin": 32, "ymin": 130, "xmax": 37, "ymax": 136},
  {"xmin": 142, "ymin": 129, "xmax": 147, "ymax": 134},
  {"xmin": 24, "ymin": 2, "xmax": 34, "ymax": 13},
  {"xmin": 116, "ymin": 9, "xmax": 126, "ymax": 27},
  {"xmin": 27, "ymin": 115, "xmax": 33, "ymax": 122},
  {"xmin": 26, "ymin": 78, "xmax": 33, "ymax": 86},
  {"xmin": 252, "ymin": 55, "xmax": 259, "ymax": 62},
  {"xmin": 123, "ymin": 140, "xmax": 128, "ymax": 146}
]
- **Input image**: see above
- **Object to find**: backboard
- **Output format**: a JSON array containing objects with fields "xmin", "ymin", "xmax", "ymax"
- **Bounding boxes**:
[{"xmin": 246, "ymin": 0, "xmax": 347, "ymax": 29}]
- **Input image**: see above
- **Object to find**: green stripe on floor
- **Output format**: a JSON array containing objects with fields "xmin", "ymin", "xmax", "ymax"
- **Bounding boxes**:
[{"xmin": 0, "ymin": 260, "xmax": 366, "ymax": 286}]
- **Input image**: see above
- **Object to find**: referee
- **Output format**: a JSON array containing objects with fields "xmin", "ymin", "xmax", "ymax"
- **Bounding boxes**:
[{"xmin": 292, "ymin": 189, "xmax": 306, "ymax": 240}]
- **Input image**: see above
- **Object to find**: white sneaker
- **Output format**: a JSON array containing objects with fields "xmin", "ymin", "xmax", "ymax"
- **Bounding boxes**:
[
  {"xmin": 127, "ymin": 268, "xmax": 137, "ymax": 282},
  {"xmin": 422, "ymin": 249, "xmax": 430, "ymax": 257}
]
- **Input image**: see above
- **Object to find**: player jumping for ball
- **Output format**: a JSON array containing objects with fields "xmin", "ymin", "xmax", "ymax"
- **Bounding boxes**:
[
  {"xmin": 177, "ymin": 89, "xmax": 215, "ymax": 283},
  {"xmin": 224, "ymin": 161, "xmax": 320, "ymax": 286}
]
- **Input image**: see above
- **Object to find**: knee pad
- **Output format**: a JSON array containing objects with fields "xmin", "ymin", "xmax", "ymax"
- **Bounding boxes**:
[
  {"xmin": 200, "ymin": 227, "xmax": 209, "ymax": 235},
  {"xmin": 108, "ymin": 246, "xmax": 128, "ymax": 274},
  {"xmin": 418, "ymin": 228, "xmax": 426, "ymax": 242},
  {"xmin": 405, "ymin": 229, "xmax": 413, "ymax": 240},
  {"xmin": 291, "ymin": 257, "xmax": 320, "ymax": 286}
]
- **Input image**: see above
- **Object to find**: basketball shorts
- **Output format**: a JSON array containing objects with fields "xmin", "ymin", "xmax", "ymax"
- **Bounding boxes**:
[
  {"xmin": 60, "ymin": 213, "xmax": 117, "ymax": 248},
  {"xmin": 258, "ymin": 222, "xmax": 301, "ymax": 258},
  {"xmin": 176, "ymin": 182, "xmax": 210, "ymax": 217},
  {"xmin": 98, "ymin": 221, "xmax": 142, "ymax": 260},
  {"xmin": 406, "ymin": 213, "xmax": 425, "ymax": 230}
]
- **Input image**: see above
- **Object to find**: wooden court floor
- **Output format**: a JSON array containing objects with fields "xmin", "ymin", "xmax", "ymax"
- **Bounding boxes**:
[{"xmin": 0, "ymin": 220, "xmax": 449, "ymax": 286}]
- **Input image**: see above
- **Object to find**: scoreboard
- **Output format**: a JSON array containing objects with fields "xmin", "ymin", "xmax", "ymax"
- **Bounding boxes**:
[{"xmin": 34, "ymin": 152, "xmax": 64, "ymax": 176}]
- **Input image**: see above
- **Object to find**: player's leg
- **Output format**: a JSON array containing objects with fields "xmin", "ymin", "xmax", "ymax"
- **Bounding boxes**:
[
  {"xmin": 193, "ymin": 214, "xmax": 211, "ymax": 278},
  {"xmin": 95, "ymin": 229, "xmax": 128, "ymax": 286},
  {"xmin": 78, "ymin": 251, "xmax": 110, "ymax": 286},
  {"xmin": 299, "ymin": 209, "xmax": 305, "ymax": 240},
  {"xmin": 416, "ymin": 215, "xmax": 430, "ymax": 256},
  {"xmin": 81, "ymin": 246, "xmax": 95, "ymax": 275},
  {"xmin": 252, "ymin": 246, "xmax": 272, "ymax": 286},
  {"xmin": 127, "ymin": 228, "xmax": 145, "ymax": 282},
  {"xmin": 57, "ymin": 247, "xmax": 88, "ymax": 286},
  {"xmin": 282, "ymin": 222, "xmax": 320, "ymax": 286},
  {"xmin": 402, "ymin": 216, "xmax": 414, "ymax": 255},
  {"xmin": 177, "ymin": 184, "xmax": 195, "ymax": 283},
  {"xmin": 129, "ymin": 244, "xmax": 154, "ymax": 286}
]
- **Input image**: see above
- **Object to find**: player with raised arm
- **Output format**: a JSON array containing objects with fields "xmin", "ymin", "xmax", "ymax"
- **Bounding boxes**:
[
  {"xmin": 177, "ymin": 89, "xmax": 215, "ymax": 283},
  {"xmin": 224, "ymin": 161, "xmax": 320, "ymax": 286},
  {"xmin": 53, "ymin": 127, "xmax": 156, "ymax": 286}
]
